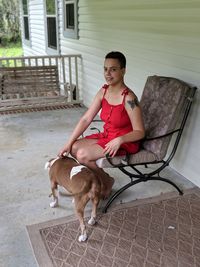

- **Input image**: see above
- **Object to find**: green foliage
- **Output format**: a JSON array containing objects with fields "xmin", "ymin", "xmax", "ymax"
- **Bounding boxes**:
[
  {"xmin": 22, "ymin": 0, "xmax": 28, "ymax": 15},
  {"xmin": 0, "ymin": 0, "xmax": 21, "ymax": 45},
  {"xmin": 0, "ymin": 42, "xmax": 23, "ymax": 57},
  {"xmin": 46, "ymin": 0, "xmax": 56, "ymax": 15},
  {"xmin": 0, "ymin": 35, "xmax": 21, "ymax": 47}
]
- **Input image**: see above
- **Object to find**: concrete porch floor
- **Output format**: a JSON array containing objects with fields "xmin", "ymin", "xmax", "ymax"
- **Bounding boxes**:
[{"xmin": 0, "ymin": 107, "xmax": 195, "ymax": 267}]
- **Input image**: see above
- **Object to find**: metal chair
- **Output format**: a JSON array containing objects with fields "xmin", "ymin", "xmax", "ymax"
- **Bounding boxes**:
[{"xmin": 94, "ymin": 76, "xmax": 197, "ymax": 212}]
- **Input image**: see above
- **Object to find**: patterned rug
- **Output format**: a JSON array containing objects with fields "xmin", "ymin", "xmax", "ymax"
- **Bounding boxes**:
[{"xmin": 26, "ymin": 188, "xmax": 200, "ymax": 267}]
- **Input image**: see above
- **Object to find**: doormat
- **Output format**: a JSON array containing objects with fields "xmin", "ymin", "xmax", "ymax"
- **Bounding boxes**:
[{"xmin": 27, "ymin": 188, "xmax": 200, "ymax": 267}]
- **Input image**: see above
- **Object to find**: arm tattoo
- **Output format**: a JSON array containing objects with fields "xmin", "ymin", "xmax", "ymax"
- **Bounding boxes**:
[{"xmin": 127, "ymin": 97, "xmax": 139, "ymax": 109}]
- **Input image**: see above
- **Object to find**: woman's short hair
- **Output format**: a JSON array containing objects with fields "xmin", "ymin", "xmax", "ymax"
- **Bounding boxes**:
[{"xmin": 105, "ymin": 51, "xmax": 126, "ymax": 68}]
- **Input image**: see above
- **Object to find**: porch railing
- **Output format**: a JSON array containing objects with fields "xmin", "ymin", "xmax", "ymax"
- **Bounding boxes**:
[{"xmin": 0, "ymin": 54, "xmax": 82, "ymax": 104}]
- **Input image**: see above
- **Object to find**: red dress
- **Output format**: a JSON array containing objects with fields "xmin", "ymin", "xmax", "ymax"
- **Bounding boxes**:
[{"xmin": 85, "ymin": 84, "xmax": 140, "ymax": 156}]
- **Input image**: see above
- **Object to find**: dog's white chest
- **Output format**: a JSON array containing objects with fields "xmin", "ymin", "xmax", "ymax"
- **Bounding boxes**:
[{"xmin": 70, "ymin": 165, "xmax": 86, "ymax": 179}]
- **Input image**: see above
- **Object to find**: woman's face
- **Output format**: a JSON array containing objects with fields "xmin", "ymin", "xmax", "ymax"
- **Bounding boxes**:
[{"xmin": 104, "ymin": 58, "xmax": 125, "ymax": 86}]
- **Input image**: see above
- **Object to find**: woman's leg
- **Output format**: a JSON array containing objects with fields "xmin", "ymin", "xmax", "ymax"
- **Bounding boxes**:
[{"xmin": 71, "ymin": 138, "xmax": 114, "ymax": 198}]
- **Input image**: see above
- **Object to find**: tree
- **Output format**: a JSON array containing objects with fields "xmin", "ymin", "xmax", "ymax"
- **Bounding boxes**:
[{"xmin": 0, "ymin": 0, "xmax": 21, "ymax": 44}]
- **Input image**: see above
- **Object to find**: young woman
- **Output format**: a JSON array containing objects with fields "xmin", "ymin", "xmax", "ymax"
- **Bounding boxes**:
[{"xmin": 58, "ymin": 51, "xmax": 145, "ymax": 198}]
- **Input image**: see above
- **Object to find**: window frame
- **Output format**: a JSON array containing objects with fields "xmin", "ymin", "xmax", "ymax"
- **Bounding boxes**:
[
  {"xmin": 63, "ymin": 0, "xmax": 78, "ymax": 39},
  {"xmin": 45, "ymin": 0, "xmax": 59, "ymax": 54},
  {"xmin": 22, "ymin": 0, "xmax": 31, "ymax": 46}
]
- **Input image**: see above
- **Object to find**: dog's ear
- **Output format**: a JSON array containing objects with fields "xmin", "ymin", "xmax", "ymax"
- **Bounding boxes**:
[
  {"xmin": 44, "ymin": 161, "xmax": 51, "ymax": 170},
  {"xmin": 44, "ymin": 157, "xmax": 60, "ymax": 170},
  {"xmin": 68, "ymin": 154, "xmax": 80, "ymax": 164},
  {"xmin": 44, "ymin": 158, "xmax": 55, "ymax": 170}
]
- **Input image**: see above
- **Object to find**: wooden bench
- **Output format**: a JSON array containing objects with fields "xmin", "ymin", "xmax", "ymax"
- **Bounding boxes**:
[{"xmin": 0, "ymin": 65, "xmax": 68, "ymax": 111}]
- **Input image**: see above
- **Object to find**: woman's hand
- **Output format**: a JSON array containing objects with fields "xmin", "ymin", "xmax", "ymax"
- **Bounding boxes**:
[
  {"xmin": 58, "ymin": 143, "xmax": 71, "ymax": 157},
  {"xmin": 104, "ymin": 137, "xmax": 123, "ymax": 157}
]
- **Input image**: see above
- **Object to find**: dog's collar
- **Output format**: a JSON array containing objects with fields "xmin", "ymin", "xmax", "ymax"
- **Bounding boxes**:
[{"xmin": 69, "ymin": 155, "xmax": 80, "ymax": 164}]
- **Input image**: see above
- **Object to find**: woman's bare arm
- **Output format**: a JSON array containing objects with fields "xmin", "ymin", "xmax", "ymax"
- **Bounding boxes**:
[{"xmin": 58, "ymin": 89, "xmax": 103, "ymax": 156}]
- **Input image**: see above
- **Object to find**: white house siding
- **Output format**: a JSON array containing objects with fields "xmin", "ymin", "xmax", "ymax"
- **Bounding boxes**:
[
  {"xmin": 20, "ymin": 0, "xmax": 46, "ymax": 56},
  {"xmin": 22, "ymin": 0, "xmax": 200, "ymax": 186}
]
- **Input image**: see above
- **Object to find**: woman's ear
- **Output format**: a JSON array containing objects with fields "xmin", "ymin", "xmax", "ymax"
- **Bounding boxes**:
[{"xmin": 122, "ymin": 67, "xmax": 126, "ymax": 76}]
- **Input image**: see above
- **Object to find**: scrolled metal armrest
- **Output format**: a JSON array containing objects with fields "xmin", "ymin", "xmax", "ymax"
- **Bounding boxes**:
[{"xmin": 144, "ymin": 129, "xmax": 180, "ymax": 141}]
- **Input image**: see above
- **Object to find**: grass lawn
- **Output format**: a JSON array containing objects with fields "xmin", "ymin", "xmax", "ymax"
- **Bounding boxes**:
[{"xmin": 0, "ymin": 42, "xmax": 23, "ymax": 57}]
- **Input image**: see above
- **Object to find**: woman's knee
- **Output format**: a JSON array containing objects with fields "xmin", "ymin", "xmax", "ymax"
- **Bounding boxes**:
[
  {"xmin": 71, "ymin": 139, "xmax": 96, "ymax": 160},
  {"xmin": 71, "ymin": 139, "xmax": 104, "ymax": 164},
  {"xmin": 75, "ymin": 148, "xmax": 90, "ymax": 164},
  {"xmin": 71, "ymin": 141, "xmax": 80, "ymax": 157}
]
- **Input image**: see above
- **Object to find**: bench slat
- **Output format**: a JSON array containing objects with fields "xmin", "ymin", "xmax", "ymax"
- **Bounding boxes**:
[
  {"xmin": 0, "ymin": 65, "xmax": 69, "ymax": 110},
  {"xmin": 0, "ymin": 96, "xmax": 69, "ymax": 111},
  {"xmin": 0, "ymin": 65, "xmax": 60, "ymax": 99}
]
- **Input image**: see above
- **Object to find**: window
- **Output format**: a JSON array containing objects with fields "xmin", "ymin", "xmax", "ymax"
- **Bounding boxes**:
[
  {"xmin": 45, "ymin": 0, "xmax": 57, "ymax": 50},
  {"xmin": 63, "ymin": 0, "xmax": 78, "ymax": 39},
  {"xmin": 22, "ymin": 0, "xmax": 30, "ymax": 42},
  {"xmin": 66, "ymin": 3, "xmax": 75, "ymax": 29}
]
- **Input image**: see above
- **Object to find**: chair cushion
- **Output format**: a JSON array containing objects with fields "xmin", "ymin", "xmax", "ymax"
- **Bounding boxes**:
[
  {"xmin": 96, "ymin": 149, "xmax": 158, "ymax": 168},
  {"xmin": 140, "ymin": 76, "xmax": 191, "ymax": 160}
]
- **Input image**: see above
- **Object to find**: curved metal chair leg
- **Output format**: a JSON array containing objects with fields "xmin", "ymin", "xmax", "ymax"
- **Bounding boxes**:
[
  {"xmin": 102, "ymin": 179, "xmax": 143, "ymax": 213},
  {"xmin": 150, "ymin": 177, "xmax": 183, "ymax": 195},
  {"xmin": 102, "ymin": 176, "xmax": 183, "ymax": 213}
]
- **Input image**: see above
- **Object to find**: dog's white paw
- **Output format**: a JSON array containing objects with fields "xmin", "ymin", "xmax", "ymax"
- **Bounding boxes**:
[
  {"xmin": 50, "ymin": 198, "xmax": 58, "ymax": 208},
  {"xmin": 88, "ymin": 217, "xmax": 96, "ymax": 225},
  {"xmin": 78, "ymin": 234, "xmax": 88, "ymax": 242}
]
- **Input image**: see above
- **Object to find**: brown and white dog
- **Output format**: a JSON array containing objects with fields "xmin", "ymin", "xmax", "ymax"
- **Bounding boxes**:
[{"xmin": 45, "ymin": 156, "xmax": 101, "ymax": 242}]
